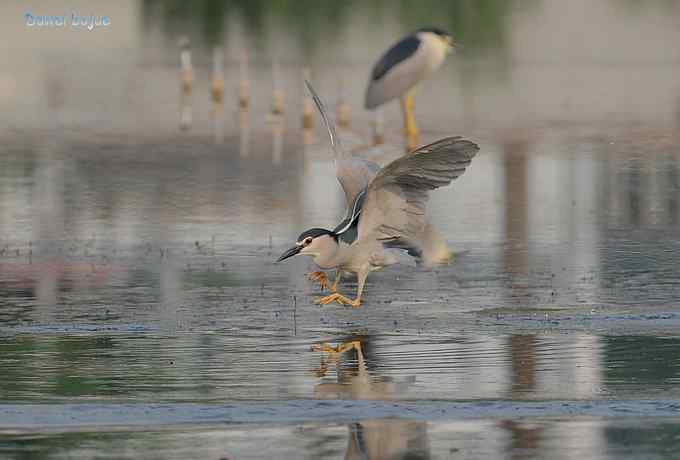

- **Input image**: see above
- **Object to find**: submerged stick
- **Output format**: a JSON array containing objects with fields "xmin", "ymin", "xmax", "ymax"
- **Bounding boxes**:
[
  {"xmin": 179, "ymin": 37, "xmax": 193, "ymax": 131},
  {"xmin": 372, "ymin": 108, "xmax": 385, "ymax": 145},
  {"xmin": 239, "ymin": 49, "xmax": 249, "ymax": 110},
  {"xmin": 293, "ymin": 295, "xmax": 297, "ymax": 336},
  {"xmin": 302, "ymin": 68, "xmax": 313, "ymax": 130},
  {"xmin": 271, "ymin": 60, "xmax": 284, "ymax": 115},
  {"xmin": 336, "ymin": 77, "xmax": 350, "ymax": 128},
  {"xmin": 211, "ymin": 46, "xmax": 225, "ymax": 144}
]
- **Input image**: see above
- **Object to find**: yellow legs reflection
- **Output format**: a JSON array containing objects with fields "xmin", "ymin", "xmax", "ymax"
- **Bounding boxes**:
[
  {"xmin": 312, "ymin": 340, "xmax": 362, "ymax": 356},
  {"xmin": 311, "ymin": 340, "xmax": 363, "ymax": 378}
]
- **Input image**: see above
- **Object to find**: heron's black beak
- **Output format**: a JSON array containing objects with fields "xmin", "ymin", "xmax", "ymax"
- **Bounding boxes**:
[{"xmin": 276, "ymin": 245, "xmax": 301, "ymax": 262}]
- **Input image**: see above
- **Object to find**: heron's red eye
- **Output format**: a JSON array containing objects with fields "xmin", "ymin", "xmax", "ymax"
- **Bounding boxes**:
[{"xmin": 304, "ymin": 237, "xmax": 313, "ymax": 245}]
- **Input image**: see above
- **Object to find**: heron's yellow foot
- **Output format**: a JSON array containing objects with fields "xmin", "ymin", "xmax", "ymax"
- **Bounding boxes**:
[
  {"xmin": 305, "ymin": 271, "xmax": 329, "ymax": 291},
  {"xmin": 314, "ymin": 293, "xmax": 361, "ymax": 308}
]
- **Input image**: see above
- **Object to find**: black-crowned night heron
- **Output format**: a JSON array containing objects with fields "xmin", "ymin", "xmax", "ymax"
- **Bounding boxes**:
[
  {"xmin": 365, "ymin": 27, "xmax": 455, "ymax": 150},
  {"xmin": 277, "ymin": 82, "xmax": 477, "ymax": 308}
]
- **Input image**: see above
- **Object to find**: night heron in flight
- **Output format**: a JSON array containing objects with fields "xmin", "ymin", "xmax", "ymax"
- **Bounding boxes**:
[
  {"xmin": 365, "ymin": 27, "xmax": 455, "ymax": 151},
  {"xmin": 277, "ymin": 82, "xmax": 477, "ymax": 308}
]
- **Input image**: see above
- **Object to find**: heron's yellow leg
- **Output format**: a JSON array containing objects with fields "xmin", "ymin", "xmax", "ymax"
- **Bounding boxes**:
[
  {"xmin": 305, "ymin": 271, "xmax": 329, "ymax": 291},
  {"xmin": 314, "ymin": 292, "xmax": 361, "ymax": 308},
  {"xmin": 400, "ymin": 94, "xmax": 418, "ymax": 151},
  {"xmin": 330, "ymin": 271, "xmax": 342, "ymax": 293}
]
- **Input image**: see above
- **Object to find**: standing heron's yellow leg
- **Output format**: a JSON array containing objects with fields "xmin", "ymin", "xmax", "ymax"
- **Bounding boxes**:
[
  {"xmin": 306, "ymin": 271, "xmax": 329, "ymax": 291},
  {"xmin": 400, "ymin": 94, "xmax": 418, "ymax": 151}
]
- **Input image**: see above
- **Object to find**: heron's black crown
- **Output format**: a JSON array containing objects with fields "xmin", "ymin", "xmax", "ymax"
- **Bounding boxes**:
[
  {"xmin": 297, "ymin": 228, "xmax": 338, "ymax": 242},
  {"xmin": 369, "ymin": 27, "xmax": 453, "ymax": 84},
  {"xmin": 416, "ymin": 27, "xmax": 451, "ymax": 38}
]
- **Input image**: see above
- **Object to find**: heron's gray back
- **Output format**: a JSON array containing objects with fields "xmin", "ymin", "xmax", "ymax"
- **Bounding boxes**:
[
  {"xmin": 332, "ymin": 185, "xmax": 366, "ymax": 243},
  {"xmin": 370, "ymin": 35, "xmax": 420, "ymax": 82},
  {"xmin": 365, "ymin": 36, "xmax": 431, "ymax": 109},
  {"xmin": 336, "ymin": 157, "xmax": 380, "ymax": 208},
  {"xmin": 333, "ymin": 158, "xmax": 380, "ymax": 243}
]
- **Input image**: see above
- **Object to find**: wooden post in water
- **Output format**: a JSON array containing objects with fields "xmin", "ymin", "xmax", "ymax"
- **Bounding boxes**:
[
  {"xmin": 211, "ymin": 46, "xmax": 225, "ymax": 144},
  {"xmin": 239, "ymin": 107, "xmax": 250, "ymax": 158},
  {"xmin": 272, "ymin": 115, "xmax": 284, "ymax": 164},
  {"xmin": 238, "ymin": 50, "xmax": 250, "ymax": 110},
  {"xmin": 336, "ymin": 77, "xmax": 351, "ymax": 129},
  {"xmin": 179, "ymin": 37, "xmax": 193, "ymax": 131},
  {"xmin": 271, "ymin": 60, "xmax": 284, "ymax": 116},
  {"xmin": 238, "ymin": 50, "xmax": 250, "ymax": 157},
  {"xmin": 301, "ymin": 67, "xmax": 314, "ymax": 145},
  {"xmin": 302, "ymin": 67, "xmax": 313, "ymax": 130},
  {"xmin": 372, "ymin": 108, "xmax": 385, "ymax": 145}
]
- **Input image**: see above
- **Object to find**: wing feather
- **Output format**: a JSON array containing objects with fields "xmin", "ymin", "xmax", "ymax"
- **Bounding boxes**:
[{"xmin": 357, "ymin": 137, "xmax": 479, "ymax": 247}]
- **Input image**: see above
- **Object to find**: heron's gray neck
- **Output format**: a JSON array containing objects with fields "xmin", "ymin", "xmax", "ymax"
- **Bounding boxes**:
[{"xmin": 313, "ymin": 240, "xmax": 349, "ymax": 270}]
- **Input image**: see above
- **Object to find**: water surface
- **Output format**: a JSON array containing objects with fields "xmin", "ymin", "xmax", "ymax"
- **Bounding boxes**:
[{"xmin": 2, "ymin": 0, "xmax": 680, "ymax": 458}]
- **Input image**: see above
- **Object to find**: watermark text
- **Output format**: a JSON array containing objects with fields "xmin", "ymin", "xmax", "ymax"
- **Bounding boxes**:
[{"xmin": 25, "ymin": 11, "xmax": 110, "ymax": 30}]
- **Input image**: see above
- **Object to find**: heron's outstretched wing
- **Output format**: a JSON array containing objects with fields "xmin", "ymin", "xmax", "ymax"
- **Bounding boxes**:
[
  {"xmin": 305, "ymin": 80, "xmax": 381, "ymax": 234},
  {"xmin": 357, "ymin": 136, "xmax": 479, "ymax": 250}
]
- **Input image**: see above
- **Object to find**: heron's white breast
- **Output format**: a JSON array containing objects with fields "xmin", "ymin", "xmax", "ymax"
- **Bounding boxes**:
[
  {"xmin": 415, "ymin": 32, "xmax": 449, "ymax": 76},
  {"xmin": 365, "ymin": 32, "xmax": 450, "ymax": 108}
]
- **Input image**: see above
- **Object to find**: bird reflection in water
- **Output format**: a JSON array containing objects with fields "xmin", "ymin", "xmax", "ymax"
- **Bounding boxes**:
[
  {"xmin": 238, "ymin": 107, "xmax": 250, "ymax": 158},
  {"xmin": 499, "ymin": 133, "xmax": 545, "ymax": 456},
  {"xmin": 311, "ymin": 335, "xmax": 430, "ymax": 460},
  {"xmin": 499, "ymin": 336, "xmax": 544, "ymax": 458},
  {"xmin": 271, "ymin": 114, "xmax": 284, "ymax": 165}
]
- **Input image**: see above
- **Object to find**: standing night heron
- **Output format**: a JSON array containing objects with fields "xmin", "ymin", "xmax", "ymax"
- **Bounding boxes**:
[
  {"xmin": 277, "ymin": 82, "xmax": 477, "ymax": 308},
  {"xmin": 365, "ymin": 27, "xmax": 455, "ymax": 151}
]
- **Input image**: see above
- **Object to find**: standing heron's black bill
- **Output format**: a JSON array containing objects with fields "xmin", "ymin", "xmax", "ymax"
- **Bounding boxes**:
[{"xmin": 277, "ymin": 245, "xmax": 301, "ymax": 262}]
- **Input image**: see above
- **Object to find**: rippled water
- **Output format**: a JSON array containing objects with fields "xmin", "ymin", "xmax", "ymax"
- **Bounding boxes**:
[
  {"xmin": 3, "ymin": 0, "xmax": 680, "ymax": 458},
  {"xmin": 3, "ymin": 417, "xmax": 678, "ymax": 459},
  {"xmin": 2, "ymin": 133, "xmax": 680, "ymax": 458}
]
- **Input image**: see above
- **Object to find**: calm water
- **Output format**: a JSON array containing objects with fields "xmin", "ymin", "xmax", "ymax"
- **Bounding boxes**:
[{"xmin": 2, "ymin": 0, "xmax": 680, "ymax": 458}]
